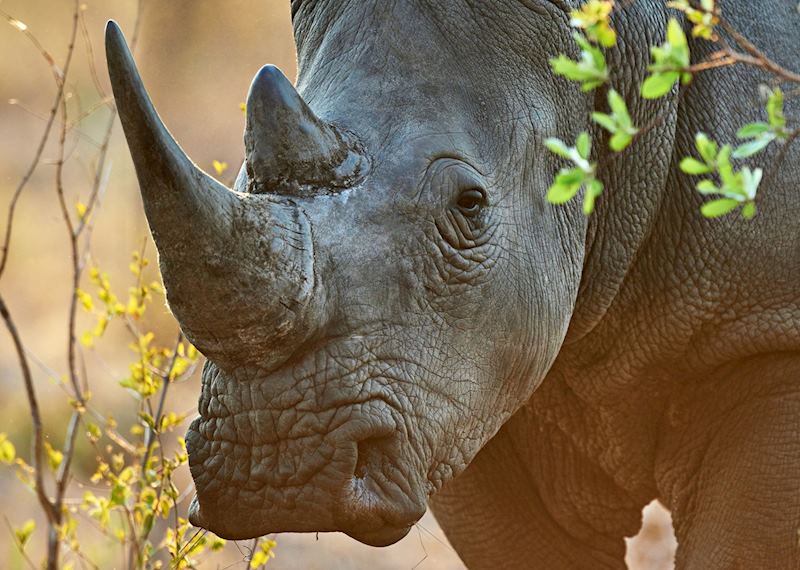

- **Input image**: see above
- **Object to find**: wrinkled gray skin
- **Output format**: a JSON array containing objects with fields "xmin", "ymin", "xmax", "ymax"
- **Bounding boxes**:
[{"xmin": 106, "ymin": 0, "xmax": 800, "ymax": 567}]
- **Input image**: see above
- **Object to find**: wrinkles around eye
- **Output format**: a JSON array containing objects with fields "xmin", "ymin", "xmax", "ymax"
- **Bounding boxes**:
[{"xmin": 436, "ymin": 209, "xmax": 494, "ymax": 250}]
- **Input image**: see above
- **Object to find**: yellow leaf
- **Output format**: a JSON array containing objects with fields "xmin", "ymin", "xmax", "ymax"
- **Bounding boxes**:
[
  {"xmin": 112, "ymin": 453, "xmax": 124, "ymax": 472},
  {"xmin": 75, "ymin": 201, "xmax": 87, "ymax": 221},
  {"xmin": 92, "ymin": 315, "xmax": 108, "ymax": 338},
  {"xmin": 76, "ymin": 289, "xmax": 94, "ymax": 312},
  {"xmin": 0, "ymin": 433, "xmax": 16, "ymax": 464},
  {"xmin": 212, "ymin": 160, "xmax": 228, "ymax": 175},
  {"xmin": 15, "ymin": 519, "xmax": 35, "ymax": 547},
  {"xmin": 250, "ymin": 538, "xmax": 277, "ymax": 567},
  {"xmin": 86, "ymin": 423, "xmax": 102, "ymax": 443},
  {"xmin": 80, "ymin": 331, "xmax": 94, "ymax": 348},
  {"xmin": 44, "ymin": 441, "xmax": 63, "ymax": 472}
]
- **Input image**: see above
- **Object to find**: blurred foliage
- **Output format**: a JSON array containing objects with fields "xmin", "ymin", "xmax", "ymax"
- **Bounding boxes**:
[
  {"xmin": 545, "ymin": 0, "xmax": 798, "ymax": 218},
  {"xmin": 5, "ymin": 249, "xmax": 278, "ymax": 568},
  {"xmin": 0, "ymin": 1, "xmax": 282, "ymax": 567}
]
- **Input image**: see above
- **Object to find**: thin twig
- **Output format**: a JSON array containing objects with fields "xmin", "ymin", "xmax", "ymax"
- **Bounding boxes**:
[
  {"xmin": 0, "ymin": 4, "xmax": 81, "ymax": 280},
  {"xmin": 0, "ymin": 295, "xmax": 56, "ymax": 525},
  {"xmin": 717, "ymin": 17, "xmax": 800, "ymax": 84},
  {"xmin": 75, "ymin": 0, "xmax": 145, "ymax": 242},
  {"xmin": 246, "ymin": 537, "xmax": 260, "ymax": 568},
  {"xmin": 141, "ymin": 333, "xmax": 184, "ymax": 477}
]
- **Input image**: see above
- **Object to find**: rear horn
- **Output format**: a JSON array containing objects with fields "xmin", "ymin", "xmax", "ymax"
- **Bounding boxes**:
[{"xmin": 244, "ymin": 65, "xmax": 368, "ymax": 195}]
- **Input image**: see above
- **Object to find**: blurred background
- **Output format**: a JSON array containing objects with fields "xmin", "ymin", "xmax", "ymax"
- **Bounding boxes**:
[{"xmin": 0, "ymin": 0, "xmax": 676, "ymax": 568}]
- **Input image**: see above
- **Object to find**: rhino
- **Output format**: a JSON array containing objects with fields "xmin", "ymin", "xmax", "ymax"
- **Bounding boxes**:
[{"xmin": 104, "ymin": 0, "xmax": 800, "ymax": 567}]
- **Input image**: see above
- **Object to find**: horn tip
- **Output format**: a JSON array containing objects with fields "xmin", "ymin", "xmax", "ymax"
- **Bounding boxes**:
[
  {"xmin": 105, "ymin": 20, "xmax": 124, "ymax": 50},
  {"xmin": 247, "ymin": 64, "xmax": 297, "ymax": 111},
  {"xmin": 254, "ymin": 64, "xmax": 288, "ymax": 84},
  {"xmin": 105, "ymin": 19, "xmax": 134, "ymax": 79}
]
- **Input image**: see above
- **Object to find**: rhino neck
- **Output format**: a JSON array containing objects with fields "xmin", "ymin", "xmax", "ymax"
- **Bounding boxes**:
[{"xmin": 564, "ymin": 3, "xmax": 677, "ymax": 346}]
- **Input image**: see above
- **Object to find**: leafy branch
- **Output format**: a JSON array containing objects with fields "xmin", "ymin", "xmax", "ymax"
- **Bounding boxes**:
[{"xmin": 544, "ymin": 0, "xmax": 799, "ymax": 219}]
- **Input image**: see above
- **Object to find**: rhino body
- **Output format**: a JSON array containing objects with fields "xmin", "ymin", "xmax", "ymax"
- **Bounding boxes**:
[{"xmin": 106, "ymin": 1, "xmax": 800, "ymax": 567}]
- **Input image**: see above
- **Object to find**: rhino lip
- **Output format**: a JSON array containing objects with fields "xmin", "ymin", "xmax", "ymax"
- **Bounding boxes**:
[
  {"xmin": 337, "ymin": 483, "xmax": 422, "ymax": 547},
  {"xmin": 344, "ymin": 522, "xmax": 415, "ymax": 548},
  {"xmin": 334, "ymin": 427, "xmax": 427, "ymax": 546}
]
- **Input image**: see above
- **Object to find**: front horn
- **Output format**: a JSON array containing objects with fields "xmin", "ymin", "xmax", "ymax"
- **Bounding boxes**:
[{"xmin": 106, "ymin": 21, "xmax": 325, "ymax": 370}]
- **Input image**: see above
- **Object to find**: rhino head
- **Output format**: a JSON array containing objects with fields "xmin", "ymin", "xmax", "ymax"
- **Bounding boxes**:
[{"xmin": 106, "ymin": 1, "xmax": 586, "ymax": 546}]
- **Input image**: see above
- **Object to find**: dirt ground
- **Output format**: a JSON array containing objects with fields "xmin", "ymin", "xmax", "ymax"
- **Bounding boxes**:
[{"xmin": 265, "ymin": 501, "xmax": 676, "ymax": 569}]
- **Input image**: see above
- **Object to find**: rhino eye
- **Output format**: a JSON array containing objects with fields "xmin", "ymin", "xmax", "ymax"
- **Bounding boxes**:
[{"xmin": 455, "ymin": 188, "xmax": 486, "ymax": 216}]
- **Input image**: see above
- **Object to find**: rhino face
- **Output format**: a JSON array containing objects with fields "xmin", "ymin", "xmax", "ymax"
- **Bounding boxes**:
[{"xmin": 106, "ymin": 0, "xmax": 585, "ymax": 547}]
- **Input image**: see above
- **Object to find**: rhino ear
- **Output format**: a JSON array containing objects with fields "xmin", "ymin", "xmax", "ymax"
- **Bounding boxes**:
[{"xmin": 243, "ymin": 65, "xmax": 367, "ymax": 195}]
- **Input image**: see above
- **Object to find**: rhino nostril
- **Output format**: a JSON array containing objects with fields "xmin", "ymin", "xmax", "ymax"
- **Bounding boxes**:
[{"xmin": 354, "ymin": 434, "xmax": 394, "ymax": 480}]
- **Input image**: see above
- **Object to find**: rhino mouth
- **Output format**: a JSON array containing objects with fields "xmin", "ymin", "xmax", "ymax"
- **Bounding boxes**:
[{"xmin": 185, "ymin": 349, "xmax": 431, "ymax": 546}]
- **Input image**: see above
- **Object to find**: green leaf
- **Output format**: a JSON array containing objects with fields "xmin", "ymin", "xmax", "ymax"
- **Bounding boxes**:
[
  {"xmin": 110, "ymin": 481, "xmax": 129, "ymax": 507},
  {"xmin": 695, "ymin": 132, "xmax": 718, "ymax": 164},
  {"xmin": 609, "ymin": 131, "xmax": 633, "ymax": 152},
  {"xmin": 591, "ymin": 112, "xmax": 617, "ymax": 132},
  {"xmin": 701, "ymin": 198, "xmax": 739, "ymax": 218},
  {"xmin": 732, "ymin": 135, "xmax": 774, "ymax": 159},
  {"xmin": 547, "ymin": 176, "xmax": 583, "ymax": 205},
  {"xmin": 582, "ymin": 178, "xmax": 604, "ymax": 215},
  {"xmin": 544, "ymin": 138, "xmax": 572, "ymax": 159},
  {"xmin": 554, "ymin": 168, "xmax": 586, "ymax": 187},
  {"xmin": 717, "ymin": 145, "xmax": 736, "ymax": 187},
  {"xmin": 666, "ymin": 18, "xmax": 688, "ymax": 50},
  {"xmin": 576, "ymin": 132, "xmax": 591, "ymax": 159},
  {"xmin": 86, "ymin": 423, "xmax": 102, "ymax": 442},
  {"xmin": 595, "ymin": 25, "xmax": 617, "ymax": 48},
  {"xmin": 680, "ymin": 157, "xmax": 712, "ymax": 175},
  {"xmin": 44, "ymin": 442, "xmax": 63, "ymax": 472},
  {"xmin": 550, "ymin": 54, "xmax": 606, "ymax": 83},
  {"xmin": 741, "ymin": 167, "xmax": 763, "ymax": 200},
  {"xmin": 741, "ymin": 201, "xmax": 757, "ymax": 219},
  {"xmin": 573, "ymin": 32, "xmax": 605, "ymax": 68},
  {"xmin": 766, "ymin": 88, "xmax": 785, "ymax": 130},
  {"xmin": 641, "ymin": 72, "xmax": 679, "ymax": 99},
  {"xmin": 736, "ymin": 122, "xmax": 771, "ymax": 139},
  {"xmin": 696, "ymin": 180, "xmax": 719, "ymax": 195},
  {"xmin": 550, "ymin": 56, "xmax": 591, "ymax": 81},
  {"xmin": 580, "ymin": 80, "xmax": 605, "ymax": 92},
  {"xmin": 549, "ymin": 33, "xmax": 608, "ymax": 91},
  {"xmin": 607, "ymin": 89, "xmax": 627, "ymax": 118}
]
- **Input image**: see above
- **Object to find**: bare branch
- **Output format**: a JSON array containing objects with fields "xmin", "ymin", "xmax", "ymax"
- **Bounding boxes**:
[
  {"xmin": 717, "ymin": 18, "xmax": 800, "ymax": 84},
  {"xmin": 0, "ymin": 4, "xmax": 82, "ymax": 281},
  {"xmin": 0, "ymin": 295, "xmax": 56, "ymax": 525}
]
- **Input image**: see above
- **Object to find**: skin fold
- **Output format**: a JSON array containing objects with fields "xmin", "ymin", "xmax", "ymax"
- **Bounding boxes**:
[{"xmin": 107, "ymin": 0, "xmax": 800, "ymax": 567}]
